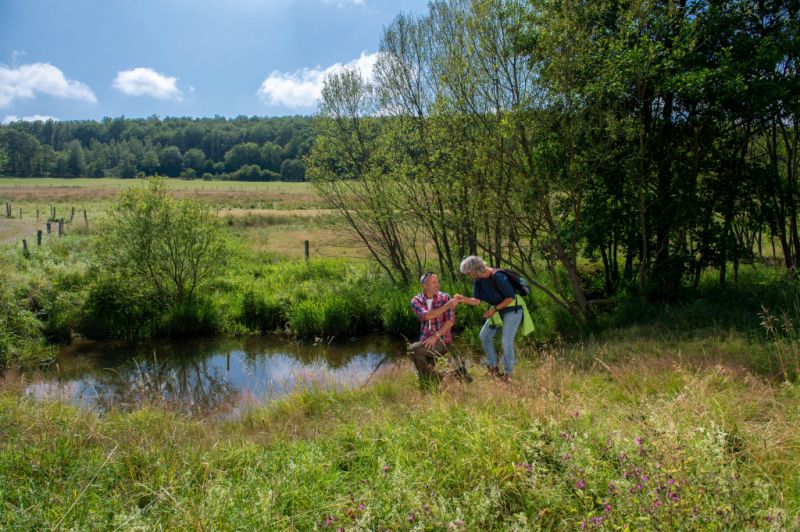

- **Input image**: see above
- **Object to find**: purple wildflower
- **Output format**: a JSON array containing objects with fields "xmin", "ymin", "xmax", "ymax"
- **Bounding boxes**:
[
  {"xmin": 604, "ymin": 502, "xmax": 612, "ymax": 514},
  {"xmin": 635, "ymin": 436, "xmax": 644, "ymax": 446},
  {"xmin": 653, "ymin": 500, "xmax": 662, "ymax": 509},
  {"xmin": 383, "ymin": 465, "xmax": 390, "ymax": 473},
  {"xmin": 580, "ymin": 519, "xmax": 587, "ymax": 530},
  {"xmin": 359, "ymin": 502, "xmax": 365, "ymax": 510},
  {"xmin": 325, "ymin": 515, "xmax": 334, "ymax": 526},
  {"xmin": 408, "ymin": 514, "xmax": 415, "ymax": 523},
  {"xmin": 525, "ymin": 463, "xmax": 533, "ymax": 471},
  {"xmin": 423, "ymin": 504, "xmax": 430, "ymax": 513},
  {"xmin": 576, "ymin": 479, "xmax": 586, "ymax": 489},
  {"xmin": 590, "ymin": 516, "xmax": 604, "ymax": 525},
  {"xmin": 561, "ymin": 431, "xmax": 570, "ymax": 441},
  {"xmin": 668, "ymin": 477, "xmax": 676, "ymax": 485},
  {"xmin": 669, "ymin": 492, "xmax": 680, "ymax": 503},
  {"xmin": 641, "ymin": 474, "xmax": 649, "ymax": 483},
  {"xmin": 456, "ymin": 519, "xmax": 464, "ymax": 526}
]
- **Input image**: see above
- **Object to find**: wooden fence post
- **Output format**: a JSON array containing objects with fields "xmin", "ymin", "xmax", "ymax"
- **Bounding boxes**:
[
  {"xmin": 36, "ymin": 209, "xmax": 39, "ymax": 221},
  {"xmin": 84, "ymin": 209, "xmax": 88, "ymax": 227},
  {"xmin": 22, "ymin": 239, "xmax": 30, "ymax": 258},
  {"xmin": 37, "ymin": 230, "xmax": 42, "ymax": 246},
  {"xmin": 46, "ymin": 222, "xmax": 51, "ymax": 235},
  {"xmin": 304, "ymin": 240, "xmax": 310, "ymax": 261}
]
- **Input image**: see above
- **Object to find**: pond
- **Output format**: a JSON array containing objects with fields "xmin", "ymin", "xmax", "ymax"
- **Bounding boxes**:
[{"xmin": 21, "ymin": 335, "xmax": 406, "ymax": 416}]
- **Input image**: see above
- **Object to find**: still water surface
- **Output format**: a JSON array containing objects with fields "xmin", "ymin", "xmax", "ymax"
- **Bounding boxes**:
[{"xmin": 23, "ymin": 335, "xmax": 404, "ymax": 415}]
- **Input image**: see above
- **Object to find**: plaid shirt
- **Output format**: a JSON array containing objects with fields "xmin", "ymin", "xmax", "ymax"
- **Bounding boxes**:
[{"xmin": 410, "ymin": 291, "xmax": 454, "ymax": 343}]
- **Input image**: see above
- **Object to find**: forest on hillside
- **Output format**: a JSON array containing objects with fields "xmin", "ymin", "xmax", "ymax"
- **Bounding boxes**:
[{"xmin": 0, "ymin": 115, "xmax": 312, "ymax": 181}]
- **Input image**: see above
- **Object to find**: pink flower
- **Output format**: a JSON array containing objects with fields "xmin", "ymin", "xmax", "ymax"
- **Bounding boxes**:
[
  {"xmin": 407, "ymin": 514, "xmax": 415, "ymax": 523},
  {"xmin": 359, "ymin": 502, "xmax": 365, "ymax": 510},
  {"xmin": 576, "ymin": 479, "xmax": 586, "ymax": 489},
  {"xmin": 383, "ymin": 465, "xmax": 390, "ymax": 473}
]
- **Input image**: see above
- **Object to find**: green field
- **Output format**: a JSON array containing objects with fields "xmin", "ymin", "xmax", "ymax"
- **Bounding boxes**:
[{"xmin": 1, "ymin": 177, "xmax": 800, "ymax": 528}]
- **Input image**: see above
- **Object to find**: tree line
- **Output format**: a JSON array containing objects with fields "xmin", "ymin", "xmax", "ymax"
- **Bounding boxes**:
[
  {"xmin": 308, "ymin": 0, "xmax": 799, "ymax": 326},
  {"xmin": 0, "ymin": 115, "xmax": 312, "ymax": 181}
]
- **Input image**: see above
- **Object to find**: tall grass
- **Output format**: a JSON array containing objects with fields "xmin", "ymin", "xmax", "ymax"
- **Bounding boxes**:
[{"xmin": 2, "ymin": 337, "xmax": 798, "ymax": 529}]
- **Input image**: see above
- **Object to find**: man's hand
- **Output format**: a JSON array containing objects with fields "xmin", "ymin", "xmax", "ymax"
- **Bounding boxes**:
[
  {"xmin": 422, "ymin": 334, "xmax": 439, "ymax": 349},
  {"xmin": 483, "ymin": 308, "xmax": 496, "ymax": 319},
  {"xmin": 447, "ymin": 298, "xmax": 459, "ymax": 308}
]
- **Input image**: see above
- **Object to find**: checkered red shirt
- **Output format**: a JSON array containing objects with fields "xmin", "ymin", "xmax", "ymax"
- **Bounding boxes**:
[{"xmin": 410, "ymin": 291, "xmax": 454, "ymax": 343}]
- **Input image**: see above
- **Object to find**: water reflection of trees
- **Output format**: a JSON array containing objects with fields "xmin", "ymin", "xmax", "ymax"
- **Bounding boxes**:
[{"xmin": 35, "ymin": 335, "xmax": 404, "ymax": 414}]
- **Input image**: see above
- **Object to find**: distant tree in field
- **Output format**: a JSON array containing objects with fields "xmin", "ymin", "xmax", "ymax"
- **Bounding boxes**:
[
  {"xmin": 159, "ymin": 146, "xmax": 183, "ymax": 177},
  {"xmin": 224, "ymin": 142, "xmax": 262, "ymax": 172},
  {"xmin": 66, "ymin": 140, "xmax": 85, "ymax": 177},
  {"xmin": 280, "ymin": 158, "xmax": 305, "ymax": 181},
  {"xmin": 183, "ymin": 148, "xmax": 206, "ymax": 173},
  {"xmin": 141, "ymin": 149, "xmax": 160, "ymax": 175},
  {"xmin": 96, "ymin": 177, "xmax": 229, "ymax": 306},
  {"xmin": 260, "ymin": 141, "xmax": 282, "ymax": 172}
]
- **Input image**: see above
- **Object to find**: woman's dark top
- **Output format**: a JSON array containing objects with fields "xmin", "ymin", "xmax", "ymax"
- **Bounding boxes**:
[{"xmin": 472, "ymin": 271, "xmax": 520, "ymax": 314}]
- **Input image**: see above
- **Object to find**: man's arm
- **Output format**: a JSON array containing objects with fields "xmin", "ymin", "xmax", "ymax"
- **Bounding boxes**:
[
  {"xmin": 422, "ymin": 318, "xmax": 455, "ymax": 348},
  {"xmin": 421, "ymin": 298, "xmax": 457, "ymax": 321}
]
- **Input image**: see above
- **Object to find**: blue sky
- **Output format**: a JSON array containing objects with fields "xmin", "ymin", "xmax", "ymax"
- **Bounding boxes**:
[{"xmin": 0, "ymin": 0, "xmax": 429, "ymax": 123}]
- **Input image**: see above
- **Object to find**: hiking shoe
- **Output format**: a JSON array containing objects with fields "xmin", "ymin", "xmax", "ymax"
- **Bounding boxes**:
[
  {"xmin": 456, "ymin": 367, "xmax": 474, "ymax": 384},
  {"xmin": 487, "ymin": 365, "xmax": 500, "ymax": 377},
  {"xmin": 499, "ymin": 373, "xmax": 512, "ymax": 383}
]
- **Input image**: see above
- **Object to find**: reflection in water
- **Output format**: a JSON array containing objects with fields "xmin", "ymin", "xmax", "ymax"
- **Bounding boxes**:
[{"xmin": 23, "ymin": 335, "xmax": 403, "ymax": 415}]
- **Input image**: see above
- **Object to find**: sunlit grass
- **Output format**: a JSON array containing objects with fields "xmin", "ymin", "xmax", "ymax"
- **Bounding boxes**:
[{"xmin": 2, "ymin": 335, "xmax": 798, "ymax": 529}]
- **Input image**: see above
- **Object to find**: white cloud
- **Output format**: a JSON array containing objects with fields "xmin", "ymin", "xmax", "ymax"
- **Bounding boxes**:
[
  {"xmin": 113, "ymin": 68, "xmax": 184, "ymax": 100},
  {"xmin": 0, "ymin": 63, "xmax": 96, "ymax": 108},
  {"xmin": 2, "ymin": 114, "xmax": 59, "ymax": 124},
  {"xmin": 257, "ymin": 52, "xmax": 377, "ymax": 108},
  {"xmin": 322, "ymin": 0, "xmax": 365, "ymax": 7}
]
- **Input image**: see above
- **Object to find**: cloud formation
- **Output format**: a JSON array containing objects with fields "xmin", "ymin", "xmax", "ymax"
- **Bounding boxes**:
[
  {"xmin": 0, "ymin": 63, "xmax": 96, "ymax": 108},
  {"xmin": 2, "ymin": 114, "xmax": 59, "ymax": 124},
  {"xmin": 257, "ymin": 52, "xmax": 377, "ymax": 108},
  {"xmin": 113, "ymin": 68, "xmax": 183, "ymax": 100},
  {"xmin": 322, "ymin": 0, "xmax": 366, "ymax": 7}
]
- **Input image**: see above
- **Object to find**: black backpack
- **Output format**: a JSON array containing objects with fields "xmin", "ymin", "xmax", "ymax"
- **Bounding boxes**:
[{"xmin": 490, "ymin": 268, "xmax": 531, "ymax": 297}]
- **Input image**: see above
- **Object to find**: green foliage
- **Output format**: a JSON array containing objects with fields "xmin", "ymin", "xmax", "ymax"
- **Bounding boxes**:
[
  {"xmin": 0, "ymin": 116, "xmax": 312, "ymax": 181},
  {"xmin": 96, "ymin": 177, "xmax": 230, "ymax": 307}
]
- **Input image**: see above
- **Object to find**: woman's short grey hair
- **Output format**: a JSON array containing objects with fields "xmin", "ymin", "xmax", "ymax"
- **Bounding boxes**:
[{"xmin": 460, "ymin": 255, "xmax": 488, "ymax": 276}]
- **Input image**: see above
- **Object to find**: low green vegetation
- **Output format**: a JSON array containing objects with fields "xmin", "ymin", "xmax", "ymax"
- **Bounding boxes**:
[{"xmin": 2, "ymin": 332, "xmax": 798, "ymax": 529}]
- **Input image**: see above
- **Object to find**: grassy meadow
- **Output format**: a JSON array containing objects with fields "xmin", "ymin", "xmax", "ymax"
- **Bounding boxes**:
[{"xmin": 1, "ymin": 177, "xmax": 800, "ymax": 528}]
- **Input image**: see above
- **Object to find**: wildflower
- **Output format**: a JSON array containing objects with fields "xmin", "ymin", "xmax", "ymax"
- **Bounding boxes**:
[
  {"xmin": 635, "ymin": 436, "xmax": 644, "ymax": 446},
  {"xmin": 668, "ymin": 477, "xmax": 676, "ymax": 485},
  {"xmin": 561, "ymin": 431, "xmax": 570, "ymax": 441},
  {"xmin": 573, "ymin": 410, "xmax": 580, "ymax": 418},
  {"xmin": 653, "ymin": 500, "xmax": 662, "ymax": 509},
  {"xmin": 423, "ymin": 503, "xmax": 430, "ymax": 513},
  {"xmin": 408, "ymin": 514, "xmax": 415, "ymax": 523},
  {"xmin": 325, "ymin": 515, "xmax": 334, "ymax": 527},
  {"xmin": 359, "ymin": 502, "xmax": 365, "ymax": 510},
  {"xmin": 604, "ymin": 502, "xmax": 612, "ymax": 514},
  {"xmin": 669, "ymin": 492, "xmax": 679, "ymax": 503},
  {"xmin": 576, "ymin": 479, "xmax": 586, "ymax": 489},
  {"xmin": 525, "ymin": 463, "xmax": 533, "ymax": 471},
  {"xmin": 590, "ymin": 516, "xmax": 604, "ymax": 525},
  {"xmin": 607, "ymin": 483, "xmax": 617, "ymax": 495},
  {"xmin": 456, "ymin": 519, "xmax": 463, "ymax": 527},
  {"xmin": 383, "ymin": 465, "xmax": 390, "ymax": 473},
  {"xmin": 641, "ymin": 474, "xmax": 649, "ymax": 483},
  {"xmin": 580, "ymin": 519, "xmax": 587, "ymax": 530},
  {"xmin": 562, "ymin": 453, "xmax": 571, "ymax": 462}
]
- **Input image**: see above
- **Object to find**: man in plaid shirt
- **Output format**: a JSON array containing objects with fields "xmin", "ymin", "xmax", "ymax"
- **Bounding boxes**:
[{"xmin": 408, "ymin": 272, "xmax": 472, "ymax": 383}]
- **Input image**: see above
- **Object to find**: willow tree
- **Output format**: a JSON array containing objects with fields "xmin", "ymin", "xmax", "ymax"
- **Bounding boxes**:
[{"xmin": 308, "ymin": 69, "xmax": 422, "ymax": 284}]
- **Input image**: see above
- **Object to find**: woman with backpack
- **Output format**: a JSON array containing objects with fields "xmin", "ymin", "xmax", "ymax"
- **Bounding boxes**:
[{"xmin": 454, "ymin": 255, "xmax": 523, "ymax": 381}]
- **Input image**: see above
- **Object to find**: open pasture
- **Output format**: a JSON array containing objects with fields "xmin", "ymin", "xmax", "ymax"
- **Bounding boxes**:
[{"xmin": 0, "ymin": 178, "xmax": 368, "ymax": 259}]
